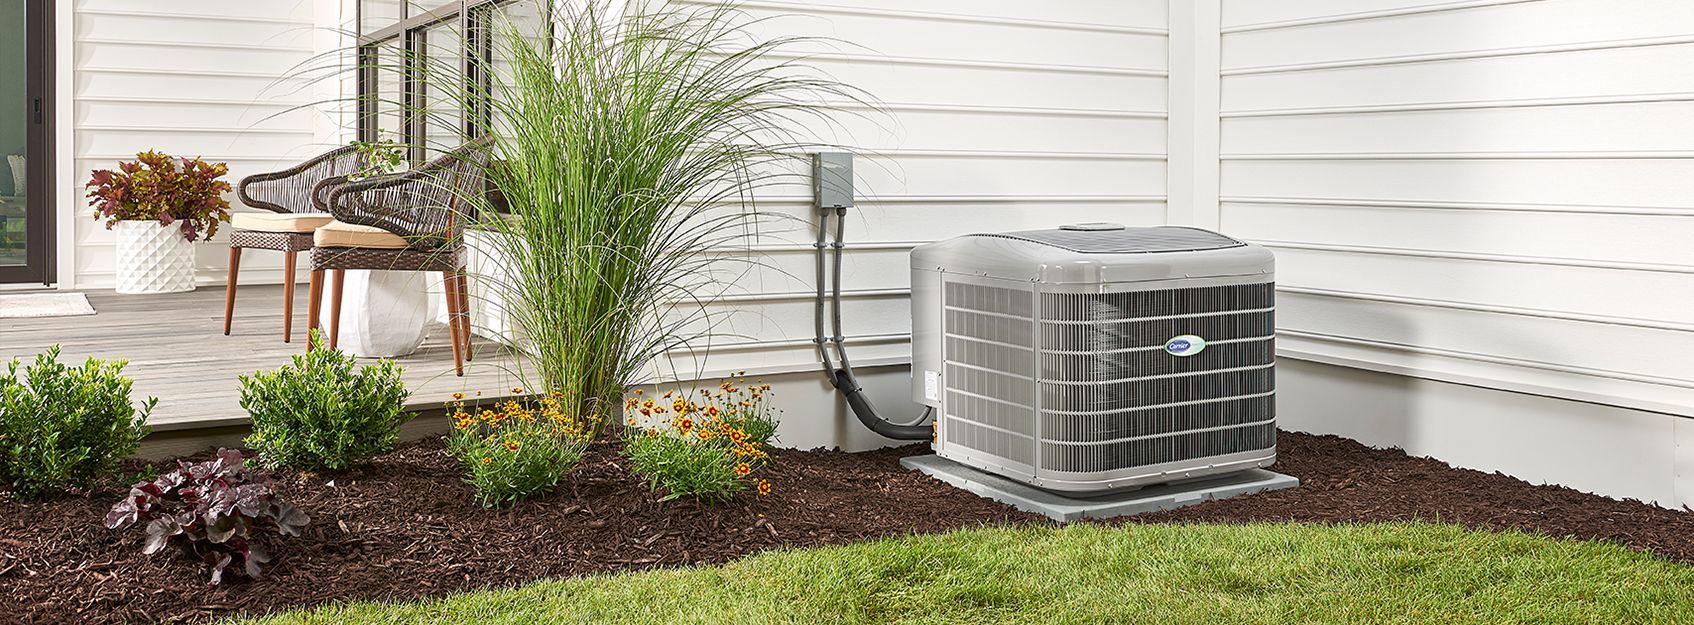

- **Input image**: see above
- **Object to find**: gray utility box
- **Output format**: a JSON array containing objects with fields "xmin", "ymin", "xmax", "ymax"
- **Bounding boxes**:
[{"xmin": 910, "ymin": 224, "xmax": 1278, "ymax": 494}]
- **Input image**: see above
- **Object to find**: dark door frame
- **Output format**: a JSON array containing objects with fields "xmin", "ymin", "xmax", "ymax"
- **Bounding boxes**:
[{"xmin": 1, "ymin": 0, "xmax": 54, "ymax": 285}]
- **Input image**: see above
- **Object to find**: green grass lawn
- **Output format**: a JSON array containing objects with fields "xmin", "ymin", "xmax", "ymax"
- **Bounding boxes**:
[{"xmin": 233, "ymin": 522, "xmax": 1694, "ymax": 625}]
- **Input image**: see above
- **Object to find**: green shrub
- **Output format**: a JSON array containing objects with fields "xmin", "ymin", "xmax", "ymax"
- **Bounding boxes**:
[
  {"xmin": 240, "ymin": 336, "xmax": 412, "ymax": 471},
  {"xmin": 446, "ymin": 393, "xmax": 596, "ymax": 507},
  {"xmin": 0, "ymin": 346, "xmax": 154, "ymax": 499}
]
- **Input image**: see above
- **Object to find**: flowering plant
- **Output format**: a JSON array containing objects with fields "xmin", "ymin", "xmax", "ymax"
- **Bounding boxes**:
[
  {"xmin": 621, "ymin": 376, "xmax": 779, "ymax": 501},
  {"xmin": 446, "ymin": 389, "xmax": 598, "ymax": 507},
  {"xmin": 86, "ymin": 151, "xmax": 232, "ymax": 242}
]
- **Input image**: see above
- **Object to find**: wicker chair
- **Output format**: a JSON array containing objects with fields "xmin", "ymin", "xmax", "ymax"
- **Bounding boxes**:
[
  {"xmin": 305, "ymin": 138, "xmax": 492, "ymax": 376},
  {"xmin": 228, "ymin": 145, "xmax": 362, "ymax": 342}
]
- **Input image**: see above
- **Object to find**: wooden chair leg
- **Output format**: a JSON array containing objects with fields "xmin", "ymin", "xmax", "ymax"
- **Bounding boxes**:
[
  {"xmin": 443, "ymin": 271, "xmax": 465, "ymax": 376},
  {"xmin": 329, "ymin": 269, "xmax": 346, "ymax": 350},
  {"xmin": 457, "ymin": 271, "xmax": 474, "ymax": 362},
  {"xmin": 281, "ymin": 251, "xmax": 298, "ymax": 343},
  {"xmin": 306, "ymin": 269, "xmax": 324, "ymax": 352},
  {"xmin": 223, "ymin": 246, "xmax": 242, "ymax": 336}
]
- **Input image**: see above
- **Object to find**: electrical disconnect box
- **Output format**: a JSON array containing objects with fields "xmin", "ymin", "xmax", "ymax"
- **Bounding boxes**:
[{"xmin": 813, "ymin": 152, "xmax": 854, "ymax": 210}]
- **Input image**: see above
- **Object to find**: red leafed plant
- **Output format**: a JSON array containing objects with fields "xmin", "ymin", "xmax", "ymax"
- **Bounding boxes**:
[{"xmin": 86, "ymin": 151, "xmax": 232, "ymax": 242}]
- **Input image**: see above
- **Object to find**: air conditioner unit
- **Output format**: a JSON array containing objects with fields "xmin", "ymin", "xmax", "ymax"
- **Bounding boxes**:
[{"xmin": 909, "ymin": 223, "xmax": 1277, "ymax": 494}]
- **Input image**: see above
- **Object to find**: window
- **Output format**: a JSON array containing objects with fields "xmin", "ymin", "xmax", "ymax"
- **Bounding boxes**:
[{"xmin": 356, "ymin": 0, "xmax": 548, "ymax": 156}]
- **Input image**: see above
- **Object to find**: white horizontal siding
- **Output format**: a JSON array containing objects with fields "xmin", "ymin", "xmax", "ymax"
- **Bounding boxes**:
[
  {"xmin": 1218, "ymin": 0, "xmax": 1694, "ymax": 423},
  {"xmin": 650, "ymin": 0, "xmax": 1172, "ymax": 378},
  {"xmin": 69, "ymin": 0, "xmax": 329, "ymax": 288}
]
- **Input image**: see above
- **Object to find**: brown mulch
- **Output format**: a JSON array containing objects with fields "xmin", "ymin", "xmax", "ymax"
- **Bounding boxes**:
[
  {"xmin": 1132, "ymin": 431, "xmax": 1694, "ymax": 563},
  {"xmin": 2, "ymin": 431, "xmax": 1692, "ymax": 624}
]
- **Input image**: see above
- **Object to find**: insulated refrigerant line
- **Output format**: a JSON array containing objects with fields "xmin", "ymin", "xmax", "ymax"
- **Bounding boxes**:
[{"xmin": 815, "ymin": 205, "xmax": 932, "ymax": 440}]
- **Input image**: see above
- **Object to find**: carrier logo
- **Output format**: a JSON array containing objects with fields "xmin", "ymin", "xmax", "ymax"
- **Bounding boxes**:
[{"xmin": 1164, "ymin": 335, "xmax": 1207, "ymax": 357}]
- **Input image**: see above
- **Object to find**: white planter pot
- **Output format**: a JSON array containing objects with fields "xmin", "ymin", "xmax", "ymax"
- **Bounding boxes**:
[
  {"xmin": 112, "ymin": 220, "xmax": 195, "ymax": 294},
  {"xmin": 435, "ymin": 227, "xmax": 537, "ymax": 356},
  {"xmin": 319, "ymin": 269, "xmax": 437, "ymax": 358}
]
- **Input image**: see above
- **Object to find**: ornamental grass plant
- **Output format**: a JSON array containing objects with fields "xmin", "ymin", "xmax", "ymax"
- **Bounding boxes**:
[{"xmin": 361, "ymin": 0, "xmax": 867, "ymax": 431}]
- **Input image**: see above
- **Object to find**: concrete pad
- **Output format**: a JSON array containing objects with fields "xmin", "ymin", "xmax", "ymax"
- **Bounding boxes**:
[{"xmin": 900, "ymin": 454, "xmax": 1299, "ymax": 522}]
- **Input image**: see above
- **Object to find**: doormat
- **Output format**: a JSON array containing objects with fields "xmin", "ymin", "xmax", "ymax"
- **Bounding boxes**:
[{"xmin": 0, "ymin": 292, "xmax": 96, "ymax": 318}]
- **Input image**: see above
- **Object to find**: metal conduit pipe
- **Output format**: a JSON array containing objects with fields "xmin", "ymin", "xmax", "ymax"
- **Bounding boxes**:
[{"xmin": 816, "ymin": 206, "xmax": 932, "ymax": 441}]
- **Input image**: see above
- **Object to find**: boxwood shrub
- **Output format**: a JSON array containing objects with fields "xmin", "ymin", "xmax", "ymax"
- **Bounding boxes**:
[
  {"xmin": 240, "ymin": 335, "xmax": 412, "ymax": 471},
  {"xmin": 0, "ymin": 346, "xmax": 154, "ymax": 499}
]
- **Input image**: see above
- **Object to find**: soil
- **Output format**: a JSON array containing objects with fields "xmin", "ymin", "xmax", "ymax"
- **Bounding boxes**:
[{"xmin": 3, "ymin": 431, "xmax": 1692, "ymax": 624}]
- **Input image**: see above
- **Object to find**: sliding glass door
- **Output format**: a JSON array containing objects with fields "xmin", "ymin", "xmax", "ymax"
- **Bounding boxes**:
[{"xmin": 0, "ymin": 0, "xmax": 51, "ymax": 284}]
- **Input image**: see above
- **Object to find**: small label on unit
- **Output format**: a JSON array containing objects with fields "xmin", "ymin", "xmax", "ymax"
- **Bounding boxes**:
[
  {"xmin": 1164, "ymin": 335, "xmax": 1207, "ymax": 357},
  {"xmin": 923, "ymin": 370, "xmax": 940, "ymax": 401}
]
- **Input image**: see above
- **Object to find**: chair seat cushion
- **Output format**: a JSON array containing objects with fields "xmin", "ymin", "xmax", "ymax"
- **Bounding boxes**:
[
  {"xmin": 313, "ymin": 220, "xmax": 410, "ymax": 249},
  {"xmin": 231, "ymin": 212, "xmax": 334, "ymax": 233}
]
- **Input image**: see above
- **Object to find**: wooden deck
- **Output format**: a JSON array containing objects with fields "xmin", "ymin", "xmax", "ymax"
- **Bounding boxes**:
[{"xmin": 0, "ymin": 286, "xmax": 529, "ymax": 440}]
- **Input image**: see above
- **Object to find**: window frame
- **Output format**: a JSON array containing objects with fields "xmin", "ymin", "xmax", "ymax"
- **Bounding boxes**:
[{"xmin": 355, "ymin": 0, "xmax": 546, "ymax": 158}]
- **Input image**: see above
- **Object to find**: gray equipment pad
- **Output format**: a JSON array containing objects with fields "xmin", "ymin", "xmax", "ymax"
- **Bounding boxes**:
[{"xmin": 900, "ymin": 454, "xmax": 1298, "ymax": 522}]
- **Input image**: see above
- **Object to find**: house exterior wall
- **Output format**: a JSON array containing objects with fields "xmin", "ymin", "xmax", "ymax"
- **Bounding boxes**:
[
  {"xmin": 642, "ymin": 0, "xmax": 1174, "ymax": 451},
  {"xmin": 1208, "ymin": 0, "xmax": 1694, "ymax": 507},
  {"xmin": 60, "ymin": 0, "xmax": 336, "ymax": 290},
  {"xmin": 46, "ymin": 1, "xmax": 1692, "ymax": 505}
]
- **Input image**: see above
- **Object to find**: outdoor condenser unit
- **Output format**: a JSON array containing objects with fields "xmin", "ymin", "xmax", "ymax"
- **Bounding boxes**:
[{"xmin": 909, "ymin": 223, "xmax": 1277, "ymax": 494}]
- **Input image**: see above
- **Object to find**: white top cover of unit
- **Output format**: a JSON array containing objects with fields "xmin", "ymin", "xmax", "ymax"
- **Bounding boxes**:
[{"xmin": 910, "ymin": 224, "xmax": 1274, "ymax": 285}]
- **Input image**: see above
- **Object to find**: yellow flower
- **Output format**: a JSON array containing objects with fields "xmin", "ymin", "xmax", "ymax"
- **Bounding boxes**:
[
  {"xmin": 451, "ymin": 392, "xmax": 465, "ymax": 400},
  {"xmin": 675, "ymin": 418, "xmax": 694, "ymax": 435},
  {"xmin": 482, "ymin": 457, "xmax": 492, "ymax": 464},
  {"xmin": 633, "ymin": 388, "xmax": 644, "ymax": 395},
  {"xmin": 756, "ymin": 479, "xmax": 771, "ymax": 496},
  {"xmin": 705, "ymin": 406, "xmax": 720, "ymax": 417},
  {"xmin": 734, "ymin": 463, "xmax": 751, "ymax": 477},
  {"xmin": 505, "ymin": 441, "xmax": 520, "ymax": 451},
  {"xmin": 512, "ymin": 387, "xmax": 526, "ymax": 394}
]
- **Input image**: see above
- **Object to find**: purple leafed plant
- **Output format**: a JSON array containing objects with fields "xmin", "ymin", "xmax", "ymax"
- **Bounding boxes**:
[{"xmin": 105, "ymin": 448, "xmax": 309, "ymax": 585}]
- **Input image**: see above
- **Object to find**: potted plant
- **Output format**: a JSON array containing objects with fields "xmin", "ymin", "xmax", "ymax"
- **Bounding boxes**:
[
  {"xmin": 86, "ymin": 151, "xmax": 231, "ymax": 294},
  {"xmin": 347, "ymin": 136, "xmax": 407, "ymax": 181}
]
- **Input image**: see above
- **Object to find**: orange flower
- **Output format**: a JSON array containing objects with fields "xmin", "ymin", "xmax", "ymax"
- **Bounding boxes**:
[
  {"xmin": 756, "ymin": 479, "xmax": 771, "ymax": 496},
  {"xmin": 734, "ymin": 463, "xmax": 751, "ymax": 477},
  {"xmin": 481, "ymin": 457, "xmax": 492, "ymax": 464},
  {"xmin": 675, "ymin": 418, "xmax": 694, "ymax": 434}
]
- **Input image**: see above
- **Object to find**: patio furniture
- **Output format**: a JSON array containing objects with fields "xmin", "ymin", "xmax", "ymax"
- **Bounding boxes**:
[
  {"xmin": 306, "ymin": 138, "xmax": 491, "ymax": 376},
  {"xmin": 228, "ymin": 145, "xmax": 362, "ymax": 341}
]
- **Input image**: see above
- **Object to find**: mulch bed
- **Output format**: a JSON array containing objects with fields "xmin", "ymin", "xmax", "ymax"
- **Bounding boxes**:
[{"xmin": 3, "ymin": 431, "xmax": 1692, "ymax": 624}]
